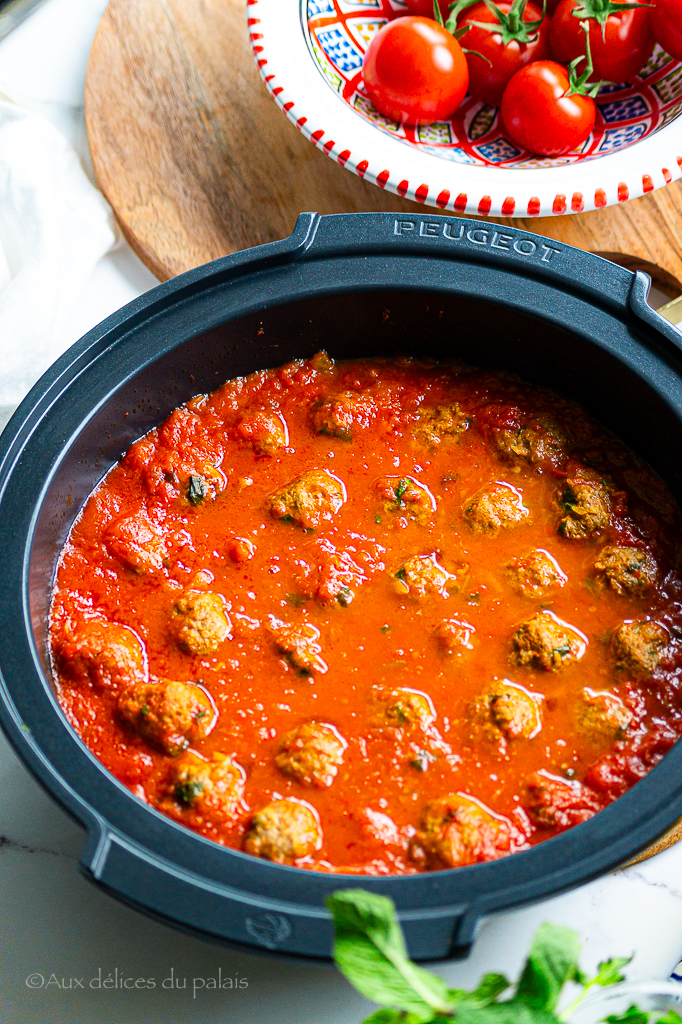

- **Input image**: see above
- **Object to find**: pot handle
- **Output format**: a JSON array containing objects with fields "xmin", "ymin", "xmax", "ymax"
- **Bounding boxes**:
[
  {"xmin": 81, "ymin": 825, "xmax": 332, "ymax": 955},
  {"xmin": 81, "ymin": 825, "xmax": 473, "ymax": 959},
  {"xmin": 629, "ymin": 271, "xmax": 682, "ymax": 352}
]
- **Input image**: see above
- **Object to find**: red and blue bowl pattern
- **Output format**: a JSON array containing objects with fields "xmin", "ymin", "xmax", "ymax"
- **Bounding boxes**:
[{"xmin": 304, "ymin": 0, "xmax": 682, "ymax": 170}]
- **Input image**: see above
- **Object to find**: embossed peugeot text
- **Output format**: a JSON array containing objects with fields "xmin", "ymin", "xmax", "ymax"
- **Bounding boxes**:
[{"xmin": 393, "ymin": 219, "xmax": 562, "ymax": 262}]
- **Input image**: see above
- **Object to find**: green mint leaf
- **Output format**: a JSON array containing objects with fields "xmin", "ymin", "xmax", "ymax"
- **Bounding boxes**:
[
  {"xmin": 515, "ymin": 923, "xmax": 582, "ymax": 1012},
  {"xmin": 602, "ymin": 1005, "xmax": 650, "ymax": 1024},
  {"xmin": 472, "ymin": 974, "xmax": 513, "ymax": 1005},
  {"xmin": 362, "ymin": 1011, "xmax": 425, "ymax": 1024},
  {"xmin": 655, "ymin": 1012, "xmax": 682, "ymax": 1024},
  {"xmin": 592, "ymin": 957, "xmax": 633, "ymax": 988},
  {"xmin": 453, "ymin": 1000, "xmax": 562, "ymax": 1024},
  {"xmin": 445, "ymin": 976, "xmax": 512, "ymax": 1012},
  {"xmin": 328, "ymin": 890, "xmax": 454, "ymax": 1018}
]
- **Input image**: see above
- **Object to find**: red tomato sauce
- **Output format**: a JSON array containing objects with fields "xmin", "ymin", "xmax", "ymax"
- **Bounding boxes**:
[{"xmin": 50, "ymin": 354, "xmax": 682, "ymax": 874}]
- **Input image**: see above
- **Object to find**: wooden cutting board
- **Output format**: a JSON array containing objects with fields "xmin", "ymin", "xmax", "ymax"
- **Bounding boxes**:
[
  {"xmin": 85, "ymin": 0, "xmax": 682, "ymax": 864},
  {"xmin": 85, "ymin": 0, "xmax": 682, "ymax": 293}
]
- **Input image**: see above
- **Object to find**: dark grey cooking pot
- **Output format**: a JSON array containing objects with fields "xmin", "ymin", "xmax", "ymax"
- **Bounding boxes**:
[{"xmin": 1, "ymin": 212, "xmax": 682, "ymax": 962}]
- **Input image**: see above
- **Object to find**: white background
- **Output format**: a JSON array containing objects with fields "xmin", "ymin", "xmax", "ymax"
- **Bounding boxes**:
[{"xmin": 1, "ymin": 2, "xmax": 682, "ymax": 1022}]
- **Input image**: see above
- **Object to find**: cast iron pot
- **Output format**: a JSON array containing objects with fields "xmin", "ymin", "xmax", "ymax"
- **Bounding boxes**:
[{"xmin": 2, "ymin": 212, "xmax": 682, "ymax": 962}]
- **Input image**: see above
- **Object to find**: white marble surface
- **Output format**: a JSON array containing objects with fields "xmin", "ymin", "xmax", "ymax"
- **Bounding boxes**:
[{"xmin": 1, "ymin": 2, "xmax": 682, "ymax": 1021}]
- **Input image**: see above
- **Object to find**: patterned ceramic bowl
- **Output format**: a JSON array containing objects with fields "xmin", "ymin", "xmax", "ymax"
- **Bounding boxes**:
[{"xmin": 248, "ymin": 0, "xmax": 682, "ymax": 217}]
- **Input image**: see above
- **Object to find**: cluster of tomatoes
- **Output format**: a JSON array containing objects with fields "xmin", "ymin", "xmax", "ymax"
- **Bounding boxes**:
[{"xmin": 362, "ymin": 0, "xmax": 682, "ymax": 156}]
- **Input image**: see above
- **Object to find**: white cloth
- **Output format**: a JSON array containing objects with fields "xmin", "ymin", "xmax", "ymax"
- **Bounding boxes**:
[{"xmin": 0, "ymin": 88, "xmax": 116, "ymax": 426}]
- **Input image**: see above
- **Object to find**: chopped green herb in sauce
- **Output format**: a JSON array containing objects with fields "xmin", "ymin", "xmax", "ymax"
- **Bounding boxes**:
[
  {"xmin": 187, "ymin": 474, "xmax": 209, "ymax": 506},
  {"xmin": 394, "ymin": 478, "xmax": 409, "ymax": 507},
  {"xmin": 175, "ymin": 779, "xmax": 205, "ymax": 805},
  {"xmin": 410, "ymin": 750, "xmax": 437, "ymax": 772}
]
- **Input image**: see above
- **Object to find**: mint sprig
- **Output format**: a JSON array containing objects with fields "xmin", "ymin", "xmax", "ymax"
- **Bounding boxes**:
[
  {"xmin": 328, "ymin": 890, "xmax": 454, "ymax": 1020},
  {"xmin": 516, "ymin": 923, "xmax": 583, "ymax": 1013},
  {"xmin": 326, "ymin": 889, "xmax": 682, "ymax": 1024},
  {"xmin": 560, "ymin": 958, "xmax": 633, "ymax": 1021}
]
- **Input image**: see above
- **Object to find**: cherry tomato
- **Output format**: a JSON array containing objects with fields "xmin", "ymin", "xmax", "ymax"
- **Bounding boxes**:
[
  {"xmin": 549, "ymin": 0, "xmax": 654, "ymax": 84},
  {"xmin": 649, "ymin": 0, "xmax": 682, "ymax": 62},
  {"xmin": 501, "ymin": 60, "xmax": 596, "ymax": 155},
  {"xmin": 362, "ymin": 16, "xmax": 469, "ymax": 124},
  {"xmin": 403, "ymin": 0, "xmax": 451, "ymax": 18},
  {"xmin": 458, "ymin": 0, "xmax": 551, "ymax": 106}
]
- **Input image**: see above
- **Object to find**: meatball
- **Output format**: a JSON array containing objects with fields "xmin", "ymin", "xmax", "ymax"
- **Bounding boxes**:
[
  {"xmin": 117, "ymin": 679, "xmax": 216, "ymax": 755},
  {"xmin": 275, "ymin": 722, "xmax": 347, "ymax": 787},
  {"xmin": 309, "ymin": 391, "xmax": 376, "ymax": 441},
  {"xmin": 494, "ymin": 417, "xmax": 566, "ymax": 466},
  {"xmin": 506, "ymin": 549, "xmax": 567, "ymax": 598},
  {"xmin": 395, "ymin": 553, "xmax": 458, "ymax": 598},
  {"xmin": 166, "ymin": 751, "xmax": 245, "ymax": 820},
  {"xmin": 375, "ymin": 476, "xmax": 436, "ymax": 524},
  {"xmin": 315, "ymin": 542, "xmax": 367, "ymax": 605},
  {"xmin": 434, "ymin": 618, "xmax": 475, "ymax": 656},
  {"xmin": 594, "ymin": 546, "xmax": 658, "ymax": 596},
  {"xmin": 56, "ymin": 619, "xmax": 146, "ymax": 692},
  {"xmin": 414, "ymin": 404, "xmax": 470, "ymax": 448},
  {"xmin": 557, "ymin": 476, "xmax": 610, "ymax": 539},
  {"xmin": 408, "ymin": 794, "xmax": 514, "ymax": 869},
  {"xmin": 267, "ymin": 469, "xmax": 346, "ymax": 528},
  {"xmin": 170, "ymin": 591, "xmax": 231, "ymax": 655},
  {"xmin": 236, "ymin": 410, "xmax": 288, "ymax": 456},
  {"xmin": 511, "ymin": 611, "xmax": 586, "ymax": 671},
  {"xmin": 464, "ymin": 482, "xmax": 530, "ymax": 536},
  {"xmin": 243, "ymin": 799, "xmax": 321, "ymax": 862},
  {"xmin": 270, "ymin": 620, "xmax": 328, "ymax": 675},
  {"xmin": 379, "ymin": 688, "xmax": 436, "ymax": 730},
  {"xmin": 104, "ymin": 513, "xmax": 167, "ymax": 573},
  {"xmin": 576, "ymin": 688, "xmax": 632, "ymax": 743},
  {"xmin": 623, "ymin": 464, "xmax": 677, "ymax": 519},
  {"xmin": 525, "ymin": 772, "xmax": 601, "ymax": 831},
  {"xmin": 613, "ymin": 619, "xmax": 668, "ymax": 677},
  {"xmin": 469, "ymin": 680, "xmax": 542, "ymax": 749}
]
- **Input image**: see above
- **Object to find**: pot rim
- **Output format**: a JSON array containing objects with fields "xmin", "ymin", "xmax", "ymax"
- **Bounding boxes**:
[{"xmin": 2, "ymin": 213, "xmax": 682, "ymax": 960}]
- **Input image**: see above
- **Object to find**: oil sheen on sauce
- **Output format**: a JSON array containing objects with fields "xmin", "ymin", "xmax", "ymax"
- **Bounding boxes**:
[{"xmin": 50, "ymin": 354, "xmax": 682, "ymax": 875}]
